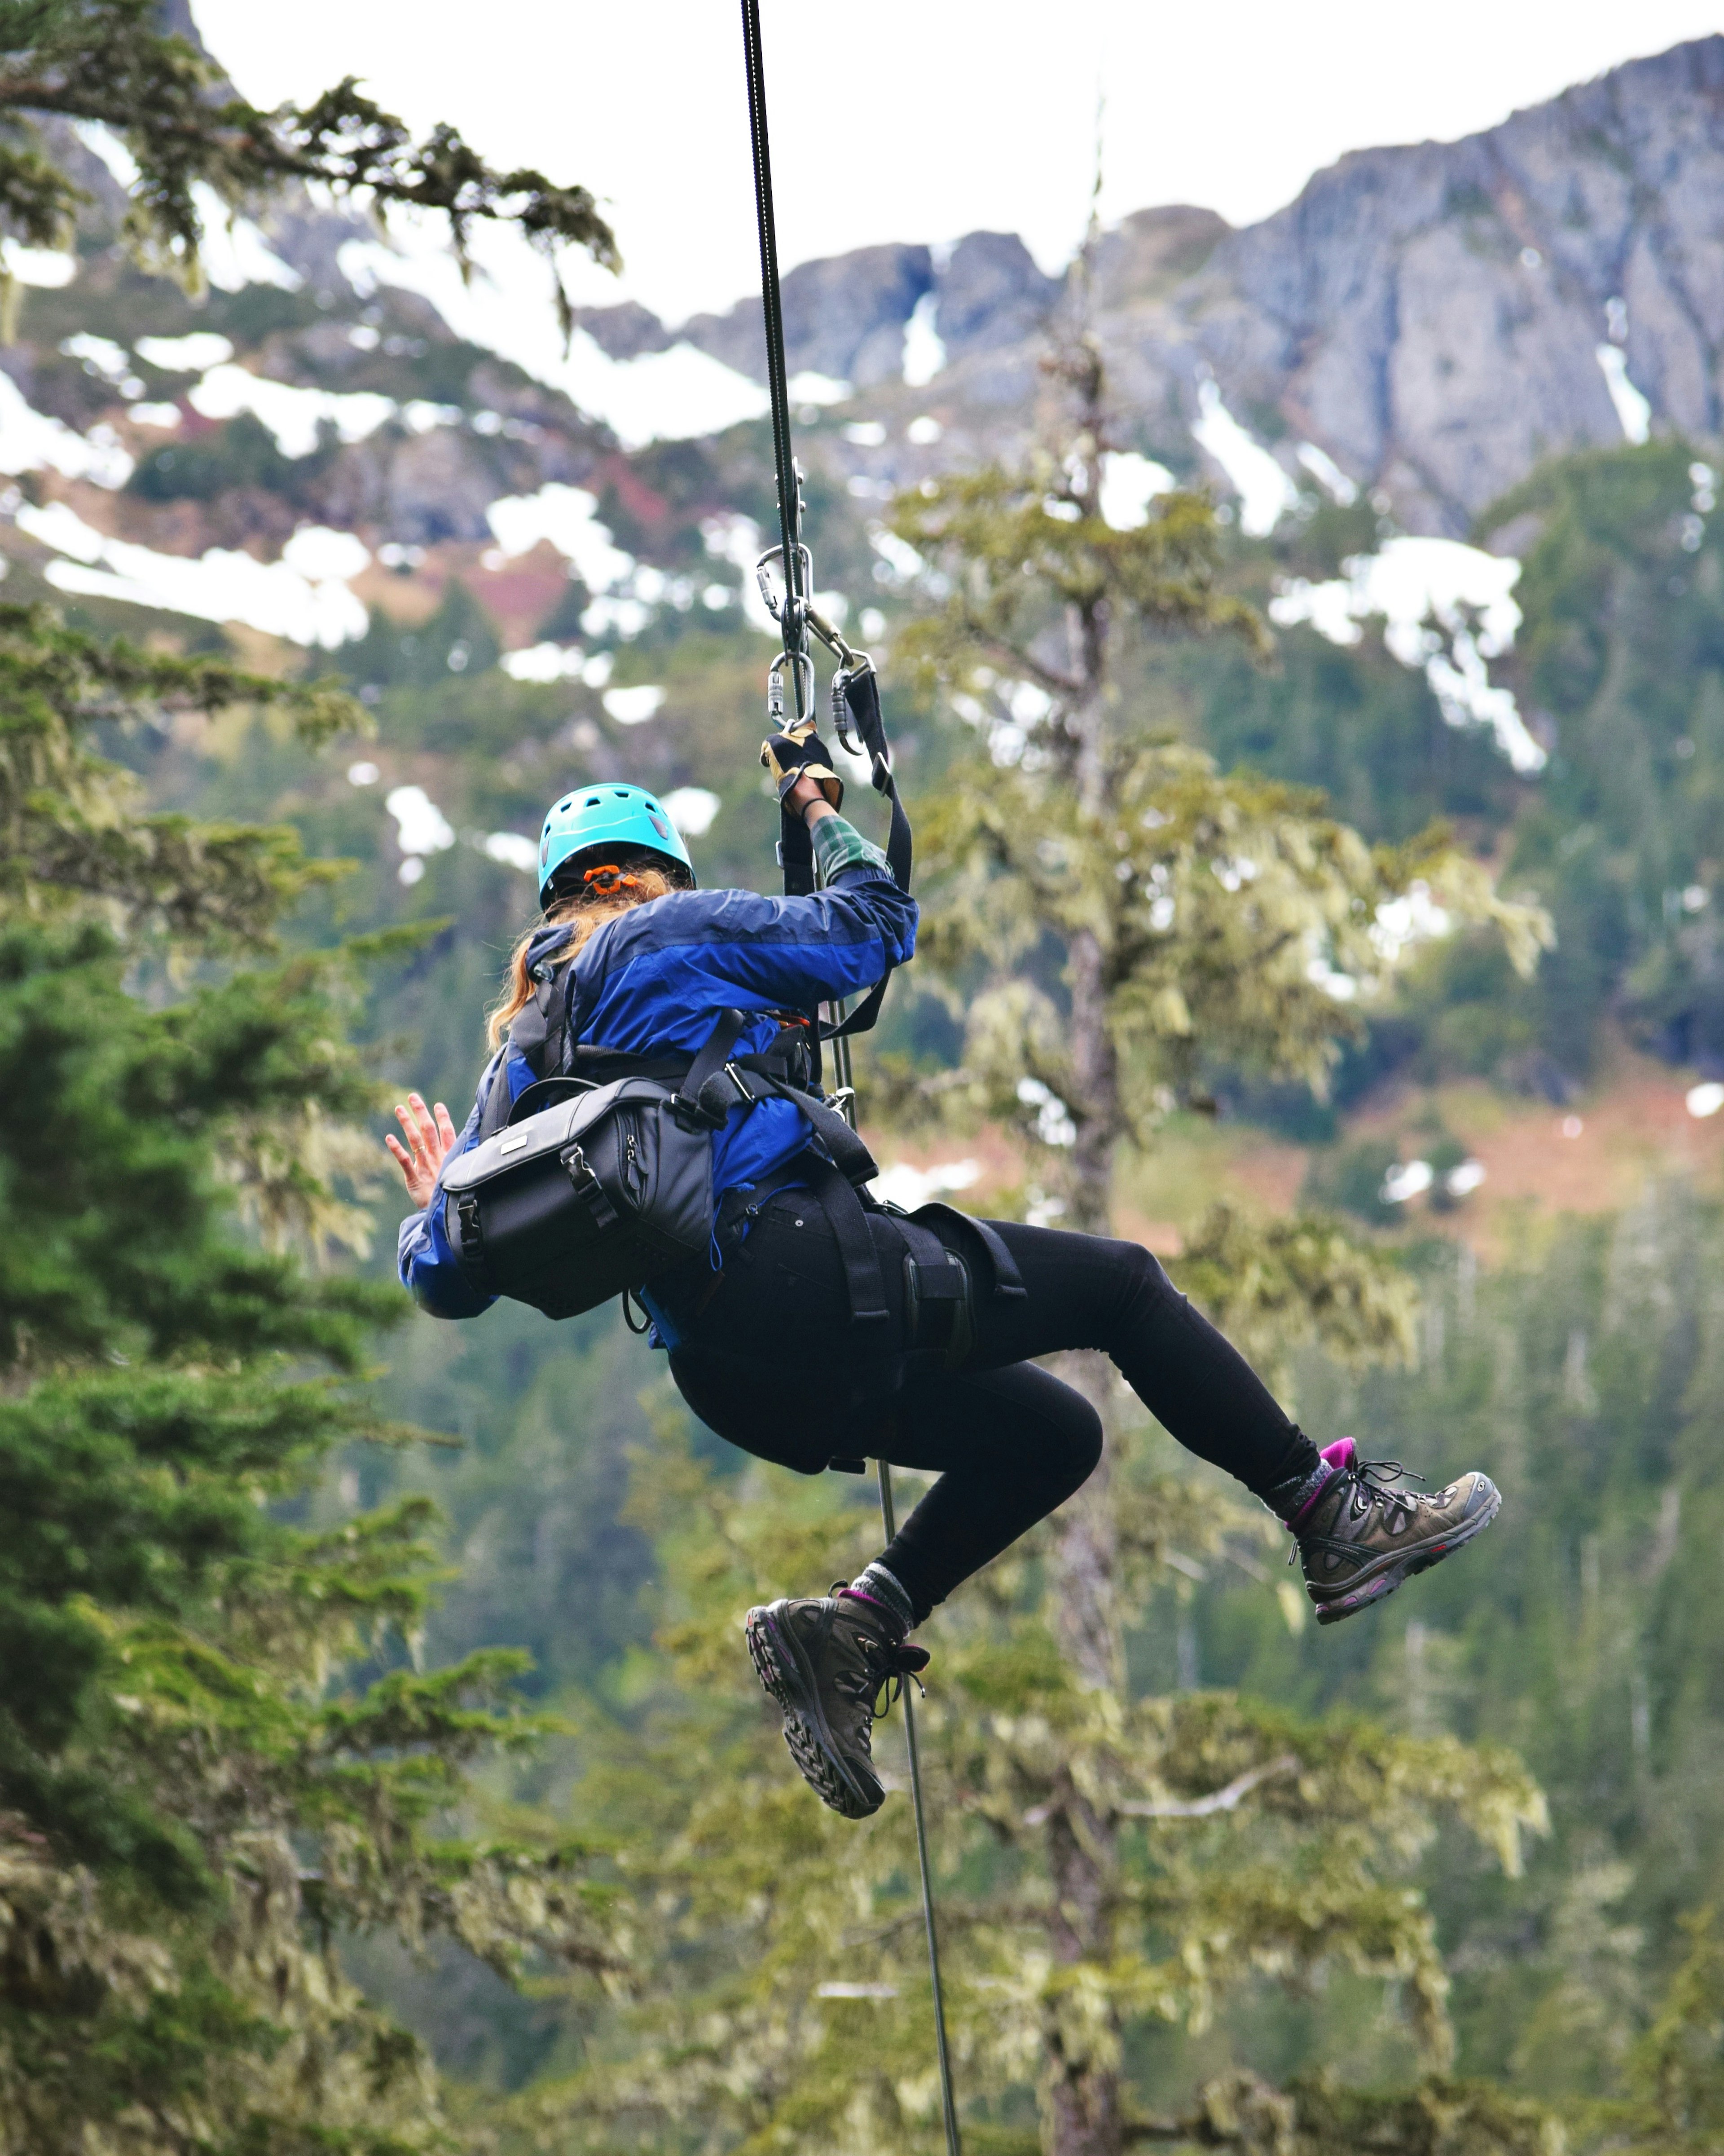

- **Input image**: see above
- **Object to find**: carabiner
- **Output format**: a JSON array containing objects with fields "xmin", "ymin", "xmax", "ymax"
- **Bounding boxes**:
[
  {"xmin": 766, "ymin": 647, "xmax": 815, "ymax": 730},
  {"xmin": 828, "ymin": 655, "xmax": 881, "ymax": 760},
  {"xmin": 755, "ymin": 540, "xmax": 814, "ymax": 630}
]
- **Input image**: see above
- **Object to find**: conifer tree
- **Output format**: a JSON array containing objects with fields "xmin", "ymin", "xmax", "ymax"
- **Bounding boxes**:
[
  {"xmin": 505, "ymin": 358, "xmax": 1556, "ymax": 2156},
  {"xmin": 516, "ymin": 1409, "xmax": 1546, "ymax": 2156},
  {"xmin": 0, "ymin": 604, "xmax": 621, "ymax": 2152},
  {"xmin": 871, "ymin": 336, "xmax": 1550, "ymax": 2154},
  {"xmin": 0, "ymin": 0, "xmax": 617, "ymax": 334}
]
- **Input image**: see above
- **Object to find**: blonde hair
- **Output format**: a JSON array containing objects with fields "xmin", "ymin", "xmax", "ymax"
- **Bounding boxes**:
[{"xmin": 486, "ymin": 863, "xmax": 681, "ymax": 1049}]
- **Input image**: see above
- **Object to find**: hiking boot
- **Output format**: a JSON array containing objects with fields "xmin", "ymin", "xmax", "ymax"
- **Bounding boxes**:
[
  {"xmin": 1290, "ymin": 1437, "xmax": 1501, "ymax": 1625},
  {"xmin": 744, "ymin": 1588, "xmax": 929, "ymax": 1819}
]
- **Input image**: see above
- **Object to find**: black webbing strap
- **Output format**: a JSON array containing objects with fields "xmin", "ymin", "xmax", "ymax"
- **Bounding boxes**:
[
  {"xmin": 475, "ymin": 1047, "xmax": 514, "ymax": 1144},
  {"xmin": 844, "ymin": 666, "xmax": 912, "ymax": 890},
  {"xmin": 896, "ymin": 1212, "xmax": 970, "ymax": 1366},
  {"xmin": 908, "ymin": 1201, "xmax": 1029, "ymax": 1302},
  {"xmin": 802, "ymin": 1156, "xmax": 889, "ymax": 1323},
  {"xmin": 743, "ymin": 1067, "xmax": 879, "ymax": 1186},
  {"xmin": 509, "ymin": 970, "xmax": 559, "ymax": 1068},
  {"xmin": 670, "ymin": 1008, "xmax": 750, "ymax": 1129},
  {"xmin": 780, "ymin": 795, "xmax": 816, "ymax": 898},
  {"xmin": 821, "ymin": 666, "xmax": 913, "ymax": 1043}
]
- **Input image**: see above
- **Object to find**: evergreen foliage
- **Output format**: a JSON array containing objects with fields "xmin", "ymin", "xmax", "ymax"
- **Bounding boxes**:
[
  {"xmin": 0, "ymin": 605, "xmax": 620, "ymax": 2152},
  {"xmin": 0, "ymin": 0, "xmax": 617, "ymax": 335},
  {"xmin": 494, "ymin": 343, "xmax": 1561, "ymax": 2156},
  {"xmin": 888, "ymin": 341, "xmax": 1548, "ymax": 1239},
  {"xmin": 1185, "ymin": 441, "xmax": 1724, "ymax": 1101}
]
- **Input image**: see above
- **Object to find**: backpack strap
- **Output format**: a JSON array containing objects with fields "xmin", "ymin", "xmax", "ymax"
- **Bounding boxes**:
[
  {"xmin": 669, "ymin": 1010, "xmax": 880, "ymax": 1190},
  {"xmin": 474, "ymin": 1048, "xmax": 514, "ymax": 1144},
  {"xmin": 509, "ymin": 970, "xmax": 563, "ymax": 1072},
  {"xmin": 476, "ymin": 970, "xmax": 565, "ymax": 1144}
]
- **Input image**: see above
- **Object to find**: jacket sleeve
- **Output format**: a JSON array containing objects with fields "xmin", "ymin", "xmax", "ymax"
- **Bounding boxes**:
[
  {"xmin": 396, "ymin": 1052, "xmax": 503, "ymax": 1321},
  {"xmin": 572, "ymin": 812, "xmax": 916, "ymax": 1029}
]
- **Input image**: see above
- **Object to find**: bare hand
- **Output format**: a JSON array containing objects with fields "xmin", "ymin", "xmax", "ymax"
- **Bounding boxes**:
[{"xmin": 385, "ymin": 1092, "xmax": 457, "ymax": 1209}]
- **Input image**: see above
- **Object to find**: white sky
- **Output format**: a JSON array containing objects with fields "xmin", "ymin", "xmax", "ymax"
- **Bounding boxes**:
[{"xmin": 195, "ymin": 1, "xmax": 1724, "ymax": 327}]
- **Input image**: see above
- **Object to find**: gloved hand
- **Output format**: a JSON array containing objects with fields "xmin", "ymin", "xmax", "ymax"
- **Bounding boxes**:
[{"xmin": 761, "ymin": 718, "xmax": 844, "ymax": 814}]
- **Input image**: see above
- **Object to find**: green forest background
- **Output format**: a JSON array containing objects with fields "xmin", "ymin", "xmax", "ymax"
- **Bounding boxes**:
[
  {"xmin": 11, "ymin": 10, "xmax": 1724, "ymax": 2152},
  {"xmin": 91, "ymin": 419, "xmax": 1724, "ymax": 2148}
]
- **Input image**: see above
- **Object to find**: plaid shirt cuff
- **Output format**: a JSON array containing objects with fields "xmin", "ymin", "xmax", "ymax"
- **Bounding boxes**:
[{"xmin": 812, "ymin": 812, "xmax": 889, "ymax": 882}]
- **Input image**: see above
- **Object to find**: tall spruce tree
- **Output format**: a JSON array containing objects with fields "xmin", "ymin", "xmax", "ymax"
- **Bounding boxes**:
[
  {"xmin": 0, "ymin": 605, "xmax": 622, "ymax": 2152},
  {"xmin": 872, "ymin": 337, "xmax": 1549, "ymax": 2155}
]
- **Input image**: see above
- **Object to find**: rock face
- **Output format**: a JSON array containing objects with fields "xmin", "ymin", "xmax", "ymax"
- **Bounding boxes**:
[
  {"xmin": 935, "ymin": 232, "xmax": 1060, "ymax": 360},
  {"xmin": 682, "ymin": 242, "xmax": 935, "ymax": 388},
  {"xmin": 613, "ymin": 231, "xmax": 1057, "ymax": 391},
  {"xmin": 631, "ymin": 36, "xmax": 1724, "ymax": 534},
  {"xmin": 1152, "ymin": 33, "xmax": 1724, "ymax": 530},
  {"xmin": 21, "ymin": 28, "xmax": 1724, "ymax": 584}
]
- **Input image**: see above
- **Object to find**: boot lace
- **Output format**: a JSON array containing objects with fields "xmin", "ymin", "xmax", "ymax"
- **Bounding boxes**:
[
  {"xmin": 830, "ymin": 1586, "xmax": 930, "ymax": 1721},
  {"xmin": 1288, "ymin": 1457, "xmax": 1428, "ymax": 1562}
]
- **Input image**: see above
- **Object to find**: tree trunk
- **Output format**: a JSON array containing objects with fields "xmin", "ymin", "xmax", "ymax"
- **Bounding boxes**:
[
  {"xmin": 1044, "ymin": 1768, "xmax": 1126, "ymax": 2156},
  {"xmin": 1066, "ymin": 926, "xmax": 1117, "ymax": 1240},
  {"xmin": 1046, "ymin": 480, "xmax": 1129, "ymax": 2156},
  {"xmin": 1045, "ymin": 1366, "xmax": 1126, "ymax": 2156},
  {"xmin": 1045, "ymin": 904, "xmax": 1126, "ymax": 2154}
]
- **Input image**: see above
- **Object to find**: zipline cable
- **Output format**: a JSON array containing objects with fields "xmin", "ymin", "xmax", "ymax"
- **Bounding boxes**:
[
  {"xmin": 740, "ymin": 0, "xmax": 808, "ymax": 720},
  {"xmin": 739, "ymin": 10, "xmax": 959, "ymax": 2151},
  {"xmin": 875, "ymin": 1456, "xmax": 963, "ymax": 2156}
]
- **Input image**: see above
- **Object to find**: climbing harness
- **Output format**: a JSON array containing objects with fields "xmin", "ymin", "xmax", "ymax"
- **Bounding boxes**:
[
  {"xmin": 444, "ymin": 997, "xmax": 885, "ymax": 1322},
  {"xmin": 739, "ymin": 8, "xmax": 959, "ymax": 2151}
]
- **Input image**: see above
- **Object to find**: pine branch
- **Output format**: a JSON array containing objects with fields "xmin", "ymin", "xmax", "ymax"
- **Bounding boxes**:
[
  {"xmin": 1116, "ymin": 1755, "xmax": 1299, "ymax": 1820},
  {"xmin": 0, "ymin": 1, "xmax": 617, "ymax": 336}
]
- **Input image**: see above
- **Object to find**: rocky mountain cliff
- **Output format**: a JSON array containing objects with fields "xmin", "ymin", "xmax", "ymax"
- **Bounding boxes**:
[
  {"xmin": 2, "ymin": 30, "xmax": 1722, "ymax": 677},
  {"xmin": 586, "ymin": 35, "xmax": 1724, "ymax": 537}
]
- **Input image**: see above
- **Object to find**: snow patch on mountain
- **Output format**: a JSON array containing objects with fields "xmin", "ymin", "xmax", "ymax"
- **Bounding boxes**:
[
  {"xmin": 1099, "ymin": 452, "xmax": 1174, "ymax": 530},
  {"xmin": 500, "ymin": 642, "xmax": 611, "ymax": 686},
  {"xmin": 0, "ymin": 369, "xmax": 133, "ymax": 488},
  {"xmin": 1270, "ymin": 538, "xmax": 1544, "ymax": 773},
  {"xmin": 135, "ymin": 333, "xmax": 235, "ymax": 372},
  {"xmin": 486, "ymin": 484, "xmax": 633, "ymax": 590},
  {"xmin": 2, "ymin": 242, "xmax": 74, "ymax": 287},
  {"xmin": 189, "ymin": 363, "xmax": 394, "ymax": 458},
  {"xmin": 188, "ymin": 183, "xmax": 302, "ymax": 294},
  {"xmin": 18, "ymin": 499, "xmax": 369, "ymax": 648},
  {"xmin": 336, "ymin": 234, "xmax": 769, "ymax": 450},
  {"xmin": 1191, "ymin": 380, "xmax": 1298, "ymax": 537},
  {"xmin": 1596, "ymin": 344, "xmax": 1652, "ymax": 445},
  {"xmin": 902, "ymin": 292, "xmax": 946, "ymax": 388}
]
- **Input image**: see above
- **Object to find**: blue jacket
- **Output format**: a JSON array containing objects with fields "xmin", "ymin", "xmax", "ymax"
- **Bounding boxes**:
[{"xmin": 397, "ymin": 818, "xmax": 915, "ymax": 1320}]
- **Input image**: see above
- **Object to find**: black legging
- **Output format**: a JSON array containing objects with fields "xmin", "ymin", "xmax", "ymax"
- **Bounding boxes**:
[{"xmin": 667, "ymin": 1196, "xmax": 1319, "ymax": 1623}]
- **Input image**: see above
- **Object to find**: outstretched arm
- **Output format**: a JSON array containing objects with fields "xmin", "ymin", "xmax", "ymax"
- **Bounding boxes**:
[
  {"xmin": 384, "ymin": 1092, "xmax": 458, "ymax": 1209},
  {"xmin": 391, "ymin": 1071, "xmax": 501, "ymax": 1320}
]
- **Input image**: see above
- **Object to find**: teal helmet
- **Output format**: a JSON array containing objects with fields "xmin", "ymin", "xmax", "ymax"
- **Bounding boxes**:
[{"xmin": 538, "ymin": 781, "xmax": 695, "ymax": 908}]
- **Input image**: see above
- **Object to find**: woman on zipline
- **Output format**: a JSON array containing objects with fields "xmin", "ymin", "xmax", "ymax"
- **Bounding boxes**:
[{"xmin": 388, "ymin": 734, "xmax": 1501, "ymax": 1821}]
